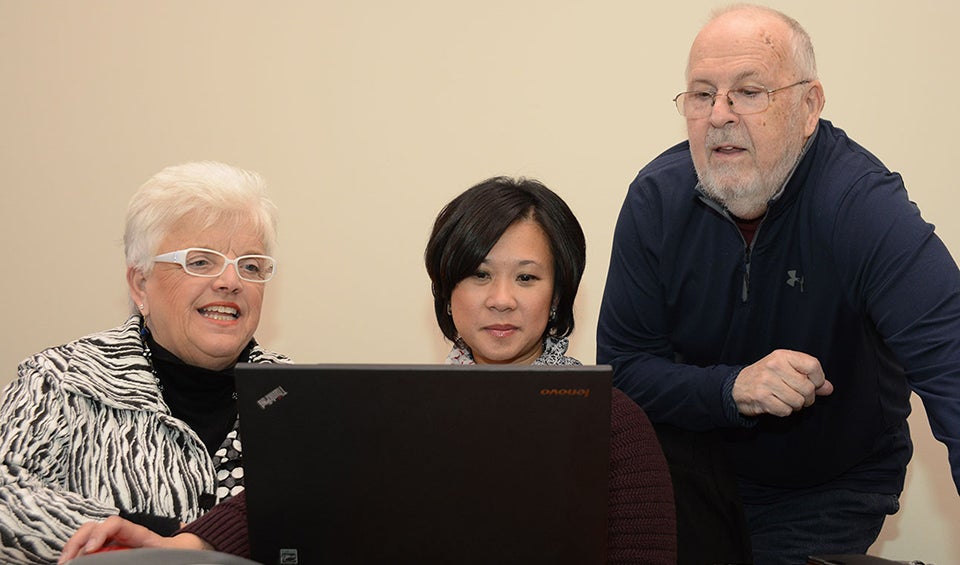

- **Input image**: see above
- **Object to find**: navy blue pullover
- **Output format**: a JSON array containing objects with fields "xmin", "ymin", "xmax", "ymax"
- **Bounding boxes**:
[{"xmin": 598, "ymin": 119, "xmax": 960, "ymax": 496}]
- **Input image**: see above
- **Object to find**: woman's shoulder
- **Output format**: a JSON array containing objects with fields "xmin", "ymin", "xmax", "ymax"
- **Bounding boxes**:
[
  {"xmin": 248, "ymin": 346, "xmax": 293, "ymax": 364},
  {"xmin": 535, "ymin": 337, "xmax": 580, "ymax": 365},
  {"xmin": 606, "ymin": 387, "xmax": 677, "ymax": 563},
  {"xmin": 22, "ymin": 316, "xmax": 143, "ymax": 370},
  {"xmin": 609, "ymin": 387, "xmax": 657, "ymax": 442},
  {"xmin": 16, "ymin": 316, "xmax": 157, "ymax": 402},
  {"xmin": 610, "ymin": 386, "xmax": 638, "ymax": 410}
]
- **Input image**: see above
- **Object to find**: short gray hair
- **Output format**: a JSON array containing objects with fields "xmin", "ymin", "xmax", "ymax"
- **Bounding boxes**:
[{"xmin": 123, "ymin": 161, "xmax": 279, "ymax": 274}]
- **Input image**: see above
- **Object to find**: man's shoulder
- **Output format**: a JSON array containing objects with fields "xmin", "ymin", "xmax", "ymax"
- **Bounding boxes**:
[
  {"xmin": 637, "ymin": 139, "xmax": 694, "ymax": 178},
  {"xmin": 792, "ymin": 120, "xmax": 905, "ymax": 218},
  {"xmin": 626, "ymin": 140, "xmax": 697, "ymax": 203},
  {"xmin": 813, "ymin": 119, "xmax": 893, "ymax": 178}
]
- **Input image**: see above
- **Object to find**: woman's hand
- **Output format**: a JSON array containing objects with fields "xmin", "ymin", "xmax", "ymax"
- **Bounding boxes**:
[{"xmin": 59, "ymin": 516, "xmax": 209, "ymax": 563}]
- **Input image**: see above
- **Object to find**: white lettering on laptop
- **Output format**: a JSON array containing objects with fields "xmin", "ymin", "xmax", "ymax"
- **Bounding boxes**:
[{"xmin": 256, "ymin": 386, "xmax": 288, "ymax": 410}]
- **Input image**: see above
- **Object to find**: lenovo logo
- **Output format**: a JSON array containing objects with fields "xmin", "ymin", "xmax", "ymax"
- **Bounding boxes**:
[{"xmin": 539, "ymin": 388, "xmax": 591, "ymax": 398}]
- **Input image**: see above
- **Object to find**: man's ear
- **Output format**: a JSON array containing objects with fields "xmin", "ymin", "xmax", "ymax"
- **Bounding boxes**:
[
  {"xmin": 127, "ymin": 266, "xmax": 149, "ymax": 315},
  {"xmin": 802, "ymin": 80, "xmax": 825, "ymax": 137}
]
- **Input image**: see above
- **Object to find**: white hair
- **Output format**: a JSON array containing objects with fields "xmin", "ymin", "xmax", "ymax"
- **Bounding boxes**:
[
  {"xmin": 123, "ymin": 161, "xmax": 279, "ymax": 274},
  {"xmin": 703, "ymin": 4, "xmax": 818, "ymax": 80}
]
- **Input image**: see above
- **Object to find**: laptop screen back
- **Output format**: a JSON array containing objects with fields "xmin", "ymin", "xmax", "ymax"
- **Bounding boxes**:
[{"xmin": 235, "ymin": 363, "xmax": 611, "ymax": 565}]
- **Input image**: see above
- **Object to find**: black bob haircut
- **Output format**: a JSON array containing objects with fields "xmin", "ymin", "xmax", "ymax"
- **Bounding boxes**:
[{"xmin": 424, "ymin": 176, "xmax": 586, "ymax": 343}]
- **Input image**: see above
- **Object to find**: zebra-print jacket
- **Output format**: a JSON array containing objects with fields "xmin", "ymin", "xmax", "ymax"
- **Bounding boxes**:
[{"xmin": 0, "ymin": 315, "xmax": 290, "ymax": 564}]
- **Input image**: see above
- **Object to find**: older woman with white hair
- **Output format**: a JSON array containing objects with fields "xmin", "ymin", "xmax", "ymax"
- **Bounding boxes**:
[{"xmin": 0, "ymin": 161, "xmax": 290, "ymax": 564}]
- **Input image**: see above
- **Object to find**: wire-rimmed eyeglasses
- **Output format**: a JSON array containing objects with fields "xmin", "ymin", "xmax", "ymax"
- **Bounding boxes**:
[
  {"xmin": 673, "ymin": 80, "xmax": 811, "ymax": 118},
  {"xmin": 153, "ymin": 248, "xmax": 277, "ymax": 283}
]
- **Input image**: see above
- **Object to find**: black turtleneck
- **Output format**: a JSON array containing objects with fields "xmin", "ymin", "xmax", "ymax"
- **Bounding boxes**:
[{"xmin": 145, "ymin": 332, "xmax": 251, "ymax": 456}]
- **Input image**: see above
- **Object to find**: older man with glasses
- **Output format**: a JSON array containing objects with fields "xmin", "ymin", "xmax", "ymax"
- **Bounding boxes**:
[{"xmin": 598, "ymin": 4, "xmax": 960, "ymax": 565}]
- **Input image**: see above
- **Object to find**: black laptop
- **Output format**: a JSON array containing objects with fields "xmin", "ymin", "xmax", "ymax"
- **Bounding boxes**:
[{"xmin": 234, "ymin": 363, "xmax": 612, "ymax": 565}]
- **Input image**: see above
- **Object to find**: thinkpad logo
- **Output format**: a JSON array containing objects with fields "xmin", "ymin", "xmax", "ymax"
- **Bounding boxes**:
[
  {"xmin": 256, "ymin": 386, "xmax": 288, "ymax": 410},
  {"xmin": 786, "ymin": 269, "xmax": 804, "ymax": 292}
]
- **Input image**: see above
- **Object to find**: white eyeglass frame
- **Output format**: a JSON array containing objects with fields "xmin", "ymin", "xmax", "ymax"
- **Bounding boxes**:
[{"xmin": 153, "ymin": 247, "xmax": 277, "ymax": 283}]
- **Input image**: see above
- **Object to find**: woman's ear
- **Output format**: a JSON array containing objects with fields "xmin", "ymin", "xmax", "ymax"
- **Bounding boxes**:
[{"xmin": 127, "ymin": 266, "xmax": 149, "ymax": 316}]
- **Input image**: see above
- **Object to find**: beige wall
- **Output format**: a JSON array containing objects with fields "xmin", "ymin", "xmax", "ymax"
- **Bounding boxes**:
[{"xmin": 1, "ymin": 0, "xmax": 957, "ymax": 560}]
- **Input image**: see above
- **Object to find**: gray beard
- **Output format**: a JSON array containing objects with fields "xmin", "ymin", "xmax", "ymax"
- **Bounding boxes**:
[
  {"xmin": 697, "ymin": 124, "xmax": 805, "ymax": 219},
  {"xmin": 698, "ymin": 163, "xmax": 790, "ymax": 218}
]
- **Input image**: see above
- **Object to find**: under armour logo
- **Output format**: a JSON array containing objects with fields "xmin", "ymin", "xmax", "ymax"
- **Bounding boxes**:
[{"xmin": 786, "ymin": 269, "xmax": 804, "ymax": 292}]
